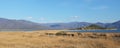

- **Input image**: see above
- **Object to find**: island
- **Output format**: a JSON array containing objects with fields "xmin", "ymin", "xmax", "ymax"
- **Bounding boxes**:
[{"xmin": 75, "ymin": 24, "xmax": 117, "ymax": 30}]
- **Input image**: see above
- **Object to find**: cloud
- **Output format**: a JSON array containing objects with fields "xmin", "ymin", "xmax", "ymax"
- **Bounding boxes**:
[
  {"xmin": 91, "ymin": 6, "xmax": 108, "ymax": 10},
  {"xmin": 27, "ymin": 16, "xmax": 33, "ymax": 19},
  {"xmin": 39, "ymin": 17, "xmax": 45, "ymax": 21},
  {"xmin": 70, "ymin": 16, "xmax": 80, "ymax": 21},
  {"xmin": 71, "ymin": 16, "xmax": 80, "ymax": 18}
]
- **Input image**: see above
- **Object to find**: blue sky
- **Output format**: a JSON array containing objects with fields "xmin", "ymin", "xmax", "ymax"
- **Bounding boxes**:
[{"xmin": 0, "ymin": 0, "xmax": 120, "ymax": 23}]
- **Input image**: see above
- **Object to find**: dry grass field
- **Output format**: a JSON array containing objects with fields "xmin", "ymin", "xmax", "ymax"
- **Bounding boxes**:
[{"xmin": 0, "ymin": 30, "xmax": 119, "ymax": 48}]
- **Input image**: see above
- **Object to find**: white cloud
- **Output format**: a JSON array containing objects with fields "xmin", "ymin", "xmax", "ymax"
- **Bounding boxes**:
[
  {"xmin": 71, "ymin": 16, "xmax": 80, "ymax": 18},
  {"xmin": 70, "ymin": 16, "xmax": 80, "ymax": 21},
  {"xmin": 39, "ymin": 17, "xmax": 45, "ymax": 21},
  {"xmin": 27, "ymin": 16, "xmax": 33, "ymax": 19}
]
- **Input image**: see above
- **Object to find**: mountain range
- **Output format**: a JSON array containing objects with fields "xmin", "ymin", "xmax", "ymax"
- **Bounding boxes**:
[
  {"xmin": 43, "ymin": 21, "xmax": 120, "ymax": 30},
  {"xmin": 0, "ymin": 18, "xmax": 119, "ymax": 31},
  {"xmin": 0, "ymin": 18, "xmax": 47, "ymax": 31}
]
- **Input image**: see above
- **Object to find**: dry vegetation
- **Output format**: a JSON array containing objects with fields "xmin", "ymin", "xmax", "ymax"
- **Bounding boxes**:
[{"xmin": 0, "ymin": 30, "xmax": 119, "ymax": 48}]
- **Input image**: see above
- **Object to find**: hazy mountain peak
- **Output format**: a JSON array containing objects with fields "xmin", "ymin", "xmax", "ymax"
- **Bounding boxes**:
[
  {"xmin": 0, "ymin": 18, "xmax": 47, "ymax": 31},
  {"xmin": 0, "ymin": 18, "xmax": 120, "ymax": 30}
]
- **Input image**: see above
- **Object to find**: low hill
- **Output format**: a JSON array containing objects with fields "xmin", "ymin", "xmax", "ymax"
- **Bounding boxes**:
[
  {"xmin": 76, "ymin": 24, "xmax": 115, "ymax": 30},
  {"xmin": 0, "ymin": 18, "xmax": 47, "ymax": 31},
  {"xmin": 43, "ymin": 20, "xmax": 120, "ymax": 30},
  {"xmin": 0, "ymin": 18, "xmax": 120, "ymax": 30}
]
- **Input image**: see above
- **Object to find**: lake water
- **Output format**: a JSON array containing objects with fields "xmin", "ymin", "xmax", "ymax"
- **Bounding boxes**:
[{"xmin": 66, "ymin": 30, "xmax": 120, "ymax": 33}]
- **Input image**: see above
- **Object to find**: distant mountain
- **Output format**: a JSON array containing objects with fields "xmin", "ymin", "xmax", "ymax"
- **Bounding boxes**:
[
  {"xmin": 105, "ymin": 20, "xmax": 120, "ymax": 29},
  {"xmin": 95, "ymin": 22, "xmax": 107, "ymax": 27},
  {"xmin": 76, "ymin": 24, "xmax": 108, "ymax": 30},
  {"xmin": 43, "ymin": 20, "xmax": 120, "ymax": 30},
  {"xmin": 43, "ymin": 22, "xmax": 92, "ymax": 29},
  {"xmin": 0, "ymin": 18, "xmax": 47, "ymax": 31},
  {"xmin": 0, "ymin": 18, "xmax": 120, "ymax": 30}
]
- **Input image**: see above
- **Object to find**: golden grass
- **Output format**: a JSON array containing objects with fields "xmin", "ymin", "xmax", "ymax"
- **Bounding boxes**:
[{"xmin": 0, "ymin": 30, "xmax": 119, "ymax": 48}]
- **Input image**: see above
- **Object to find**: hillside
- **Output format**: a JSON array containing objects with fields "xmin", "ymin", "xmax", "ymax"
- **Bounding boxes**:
[
  {"xmin": 76, "ymin": 24, "xmax": 115, "ymax": 30},
  {"xmin": 0, "ymin": 18, "xmax": 120, "ymax": 30},
  {"xmin": 43, "ymin": 22, "xmax": 91, "ymax": 29},
  {"xmin": 0, "ymin": 18, "xmax": 47, "ymax": 31},
  {"xmin": 81, "ymin": 24, "xmax": 105, "ymax": 30},
  {"xmin": 106, "ymin": 20, "xmax": 120, "ymax": 29},
  {"xmin": 43, "ymin": 20, "xmax": 120, "ymax": 30}
]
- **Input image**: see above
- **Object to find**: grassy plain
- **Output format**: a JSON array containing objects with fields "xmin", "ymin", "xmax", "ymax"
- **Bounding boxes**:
[{"xmin": 0, "ymin": 30, "xmax": 119, "ymax": 48}]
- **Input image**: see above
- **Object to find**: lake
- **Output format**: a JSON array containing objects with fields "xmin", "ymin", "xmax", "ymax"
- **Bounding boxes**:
[{"xmin": 65, "ymin": 30, "xmax": 120, "ymax": 33}]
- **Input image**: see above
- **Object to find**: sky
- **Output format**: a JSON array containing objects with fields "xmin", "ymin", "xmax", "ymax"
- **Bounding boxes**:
[{"xmin": 0, "ymin": 0, "xmax": 120, "ymax": 23}]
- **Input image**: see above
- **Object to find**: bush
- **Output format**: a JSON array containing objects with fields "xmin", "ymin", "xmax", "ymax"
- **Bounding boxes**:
[{"xmin": 56, "ymin": 31, "xmax": 67, "ymax": 36}]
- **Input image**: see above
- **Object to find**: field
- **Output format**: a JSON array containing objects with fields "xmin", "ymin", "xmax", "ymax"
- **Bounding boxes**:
[{"xmin": 0, "ymin": 30, "xmax": 120, "ymax": 48}]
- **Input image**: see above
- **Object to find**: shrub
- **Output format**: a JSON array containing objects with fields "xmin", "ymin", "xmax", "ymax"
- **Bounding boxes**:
[{"xmin": 56, "ymin": 31, "xmax": 67, "ymax": 36}]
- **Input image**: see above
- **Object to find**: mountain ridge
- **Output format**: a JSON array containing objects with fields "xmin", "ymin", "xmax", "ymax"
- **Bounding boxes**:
[
  {"xmin": 0, "ymin": 18, "xmax": 47, "ymax": 31},
  {"xmin": 0, "ymin": 18, "xmax": 120, "ymax": 30},
  {"xmin": 44, "ymin": 20, "xmax": 120, "ymax": 30}
]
